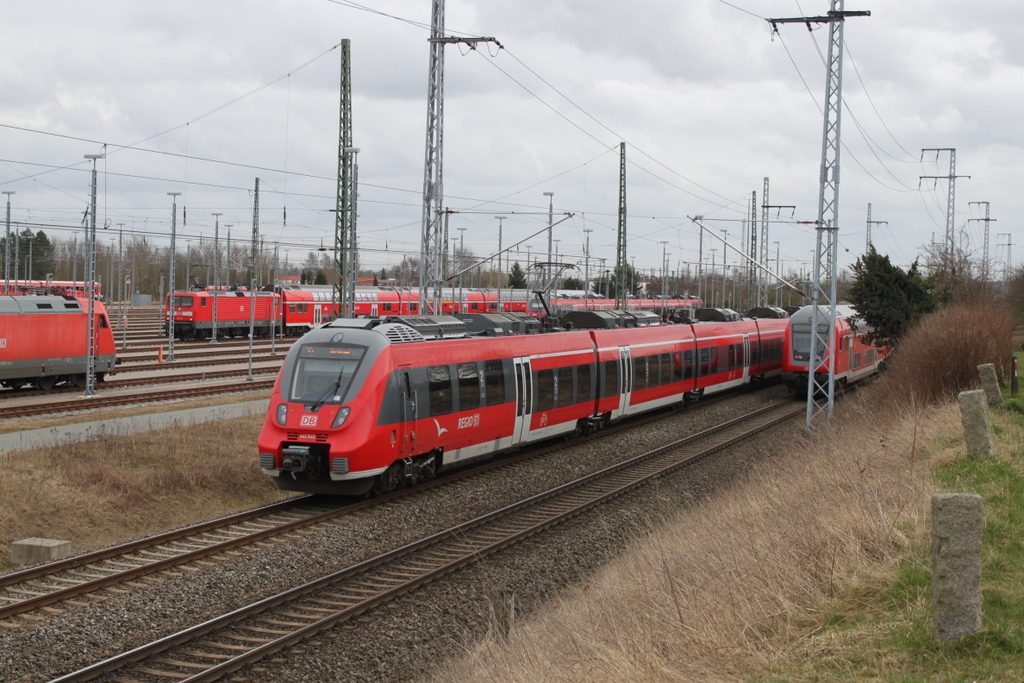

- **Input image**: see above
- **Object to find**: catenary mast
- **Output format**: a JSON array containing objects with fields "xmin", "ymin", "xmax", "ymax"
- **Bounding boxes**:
[
  {"xmin": 768, "ymin": 1, "xmax": 870, "ymax": 428},
  {"xmin": 417, "ymin": 0, "xmax": 499, "ymax": 314}
]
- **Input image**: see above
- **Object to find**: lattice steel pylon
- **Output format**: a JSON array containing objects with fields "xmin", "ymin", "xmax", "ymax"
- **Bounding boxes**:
[
  {"xmin": 615, "ymin": 142, "xmax": 627, "ymax": 309},
  {"xmin": 757, "ymin": 178, "xmax": 770, "ymax": 306},
  {"xmin": 748, "ymin": 190, "xmax": 757, "ymax": 309},
  {"xmin": 769, "ymin": 1, "xmax": 869, "ymax": 428},
  {"xmin": 251, "ymin": 178, "xmax": 259, "ymax": 287},
  {"xmin": 334, "ymin": 39, "xmax": 354, "ymax": 319},
  {"xmin": 417, "ymin": 0, "xmax": 500, "ymax": 315},
  {"xmin": 920, "ymin": 148, "xmax": 968, "ymax": 263}
]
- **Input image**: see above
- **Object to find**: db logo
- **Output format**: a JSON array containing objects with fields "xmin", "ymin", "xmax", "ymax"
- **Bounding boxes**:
[{"xmin": 300, "ymin": 415, "xmax": 318, "ymax": 427}]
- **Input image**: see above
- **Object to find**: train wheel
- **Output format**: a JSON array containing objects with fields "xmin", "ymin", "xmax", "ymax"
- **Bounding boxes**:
[
  {"xmin": 36, "ymin": 376, "xmax": 56, "ymax": 391},
  {"xmin": 70, "ymin": 374, "xmax": 87, "ymax": 388},
  {"xmin": 372, "ymin": 463, "xmax": 401, "ymax": 496}
]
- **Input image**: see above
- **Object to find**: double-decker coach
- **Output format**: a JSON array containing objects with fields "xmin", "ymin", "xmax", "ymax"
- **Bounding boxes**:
[{"xmin": 781, "ymin": 304, "xmax": 888, "ymax": 393}]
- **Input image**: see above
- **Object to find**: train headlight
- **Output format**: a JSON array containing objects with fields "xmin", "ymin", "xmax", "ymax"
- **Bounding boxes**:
[
  {"xmin": 331, "ymin": 406, "xmax": 351, "ymax": 428},
  {"xmin": 276, "ymin": 403, "xmax": 288, "ymax": 426}
]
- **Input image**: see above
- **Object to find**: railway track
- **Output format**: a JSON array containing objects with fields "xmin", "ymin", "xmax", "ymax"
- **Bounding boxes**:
[
  {"xmin": 49, "ymin": 399, "xmax": 803, "ymax": 683},
  {"xmin": 0, "ymin": 379, "xmax": 276, "ymax": 419},
  {"xmin": 0, "ymin": 390, "xmax": 752, "ymax": 625}
]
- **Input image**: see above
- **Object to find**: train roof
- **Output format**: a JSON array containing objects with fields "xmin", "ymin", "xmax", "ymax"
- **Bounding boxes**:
[{"xmin": 0, "ymin": 295, "xmax": 84, "ymax": 315}]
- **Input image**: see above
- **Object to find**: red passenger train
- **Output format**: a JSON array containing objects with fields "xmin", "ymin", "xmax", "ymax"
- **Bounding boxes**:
[
  {"xmin": 257, "ymin": 311, "xmax": 787, "ymax": 496},
  {"xmin": 164, "ymin": 285, "xmax": 703, "ymax": 340},
  {"xmin": 781, "ymin": 304, "xmax": 888, "ymax": 393},
  {"xmin": 1, "ymin": 280, "xmax": 103, "ymax": 299},
  {"xmin": 0, "ymin": 295, "xmax": 118, "ymax": 390}
]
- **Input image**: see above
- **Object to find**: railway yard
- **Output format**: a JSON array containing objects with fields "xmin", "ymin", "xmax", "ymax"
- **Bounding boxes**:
[
  {"xmin": 0, "ymin": 301, "xmax": 1014, "ymax": 682},
  {"xmin": 0, "ymin": 318, "xmax": 807, "ymax": 682},
  {"xmin": 0, "ymin": 307, "xmax": 280, "ymax": 423}
]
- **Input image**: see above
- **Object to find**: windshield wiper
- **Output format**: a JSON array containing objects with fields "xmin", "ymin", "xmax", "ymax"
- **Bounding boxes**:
[{"xmin": 308, "ymin": 366, "xmax": 347, "ymax": 411}]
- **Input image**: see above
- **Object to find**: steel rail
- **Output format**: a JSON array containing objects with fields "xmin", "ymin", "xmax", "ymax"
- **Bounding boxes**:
[
  {"xmin": 0, "ymin": 387, "xmax": 753, "ymax": 634},
  {"xmin": 2, "ymin": 391, "xmax": 736, "ymax": 622},
  {"xmin": 0, "ymin": 380, "xmax": 275, "ymax": 419},
  {"xmin": 50, "ymin": 400, "xmax": 802, "ymax": 683}
]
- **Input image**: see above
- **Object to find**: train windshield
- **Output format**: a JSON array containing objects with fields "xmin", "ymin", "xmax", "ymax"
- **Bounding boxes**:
[
  {"xmin": 791, "ymin": 322, "xmax": 829, "ymax": 356},
  {"xmin": 172, "ymin": 296, "xmax": 193, "ymax": 308},
  {"xmin": 288, "ymin": 344, "xmax": 366, "ymax": 405}
]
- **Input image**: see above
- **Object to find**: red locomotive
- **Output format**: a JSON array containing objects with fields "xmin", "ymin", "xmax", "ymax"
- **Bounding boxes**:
[
  {"xmin": 257, "ymin": 311, "xmax": 787, "ymax": 496},
  {"xmin": 165, "ymin": 290, "xmax": 281, "ymax": 340},
  {"xmin": 781, "ymin": 304, "xmax": 888, "ymax": 393},
  {"xmin": 0, "ymin": 295, "xmax": 118, "ymax": 390}
]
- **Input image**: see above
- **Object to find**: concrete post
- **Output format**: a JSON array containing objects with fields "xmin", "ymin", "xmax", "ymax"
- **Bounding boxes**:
[
  {"xmin": 977, "ymin": 363, "xmax": 1004, "ymax": 407},
  {"xmin": 932, "ymin": 493, "xmax": 983, "ymax": 640},
  {"xmin": 958, "ymin": 389, "xmax": 995, "ymax": 459},
  {"xmin": 11, "ymin": 538, "xmax": 72, "ymax": 567}
]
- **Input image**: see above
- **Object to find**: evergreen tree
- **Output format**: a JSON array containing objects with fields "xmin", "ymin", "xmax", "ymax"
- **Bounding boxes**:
[
  {"xmin": 313, "ymin": 269, "xmax": 328, "ymax": 285},
  {"xmin": 847, "ymin": 246, "xmax": 936, "ymax": 351},
  {"xmin": 563, "ymin": 277, "xmax": 584, "ymax": 290},
  {"xmin": 28, "ymin": 230, "xmax": 54, "ymax": 280},
  {"xmin": 507, "ymin": 261, "xmax": 528, "ymax": 289}
]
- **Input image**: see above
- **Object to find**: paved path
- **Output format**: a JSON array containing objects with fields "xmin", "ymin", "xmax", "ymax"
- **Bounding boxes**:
[{"xmin": 0, "ymin": 400, "xmax": 269, "ymax": 454}]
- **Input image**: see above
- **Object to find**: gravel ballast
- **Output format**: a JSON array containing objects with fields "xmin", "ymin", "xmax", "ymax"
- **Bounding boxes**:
[{"xmin": 0, "ymin": 385, "xmax": 799, "ymax": 683}]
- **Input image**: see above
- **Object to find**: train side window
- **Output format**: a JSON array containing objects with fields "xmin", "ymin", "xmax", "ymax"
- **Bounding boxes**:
[
  {"xmin": 201, "ymin": 299, "xmax": 207, "ymax": 307},
  {"xmin": 558, "ymin": 366, "xmax": 574, "ymax": 406},
  {"xmin": 428, "ymin": 365, "xmax": 453, "ymax": 416},
  {"xmin": 672, "ymin": 351, "xmax": 683, "ymax": 382},
  {"xmin": 660, "ymin": 353, "xmax": 671, "ymax": 385},
  {"xmin": 603, "ymin": 360, "xmax": 619, "ymax": 398},
  {"xmin": 484, "ymin": 360, "xmax": 505, "ymax": 406},
  {"xmin": 457, "ymin": 362, "xmax": 480, "ymax": 411},
  {"xmin": 633, "ymin": 356, "xmax": 647, "ymax": 391},
  {"xmin": 683, "ymin": 350, "xmax": 694, "ymax": 380},
  {"xmin": 749, "ymin": 340, "xmax": 759, "ymax": 365},
  {"xmin": 698, "ymin": 348, "xmax": 711, "ymax": 377},
  {"xmin": 98, "ymin": 314, "xmax": 109, "ymax": 329},
  {"xmin": 577, "ymin": 363, "xmax": 591, "ymax": 402},
  {"xmin": 410, "ymin": 303, "xmax": 418, "ymax": 313},
  {"xmin": 535, "ymin": 369, "xmax": 555, "ymax": 411}
]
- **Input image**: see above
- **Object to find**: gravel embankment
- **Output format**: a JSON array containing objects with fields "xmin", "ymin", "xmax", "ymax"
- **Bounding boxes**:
[{"xmin": 0, "ymin": 385, "xmax": 799, "ymax": 683}]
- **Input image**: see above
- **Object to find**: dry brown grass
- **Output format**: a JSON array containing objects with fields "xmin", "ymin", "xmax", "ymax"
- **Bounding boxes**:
[
  {"xmin": 878, "ymin": 300, "xmax": 1014, "ymax": 409},
  {"xmin": 0, "ymin": 413, "xmax": 292, "ymax": 571},
  {"xmin": 429, "ymin": 392, "xmax": 956, "ymax": 683}
]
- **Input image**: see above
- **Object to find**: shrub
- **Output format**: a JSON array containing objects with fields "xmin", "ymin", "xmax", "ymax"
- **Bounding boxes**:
[{"xmin": 873, "ymin": 300, "xmax": 1014, "ymax": 408}]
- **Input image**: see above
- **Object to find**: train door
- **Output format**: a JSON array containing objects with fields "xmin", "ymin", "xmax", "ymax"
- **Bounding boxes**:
[
  {"xmin": 313, "ymin": 306, "xmax": 322, "ymax": 326},
  {"xmin": 371, "ymin": 304, "xmax": 379, "ymax": 316},
  {"xmin": 742, "ymin": 334, "xmax": 751, "ymax": 383},
  {"xmin": 610, "ymin": 347, "xmax": 632, "ymax": 420},
  {"xmin": 398, "ymin": 371, "xmax": 417, "ymax": 457},
  {"xmin": 513, "ymin": 357, "xmax": 532, "ymax": 444}
]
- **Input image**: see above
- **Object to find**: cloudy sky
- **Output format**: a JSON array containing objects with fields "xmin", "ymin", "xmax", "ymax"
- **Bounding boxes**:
[{"xmin": 1, "ymin": 0, "xmax": 1021, "ymax": 288}]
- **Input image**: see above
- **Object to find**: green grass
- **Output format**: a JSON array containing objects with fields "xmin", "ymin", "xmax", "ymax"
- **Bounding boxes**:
[{"xmin": 758, "ymin": 391, "xmax": 1024, "ymax": 683}]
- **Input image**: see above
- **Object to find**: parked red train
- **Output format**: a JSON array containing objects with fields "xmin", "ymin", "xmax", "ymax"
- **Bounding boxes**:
[
  {"xmin": 0, "ymin": 295, "xmax": 118, "ymax": 390},
  {"xmin": 781, "ymin": 304, "xmax": 888, "ymax": 393},
  {"xmin": 165, "ymin": 286, "xmax": 703, "ymax": 340},
  {"xmin": 257, "ymin": 311, "xmax": 787, "ymax": 496},
  {"xmin": 1, "ymin": 280, "xmax": 103, "ymax": 299},
  {"xmin": 165, "ymin": 290, "xmax": 280, "ymax": 340}
]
